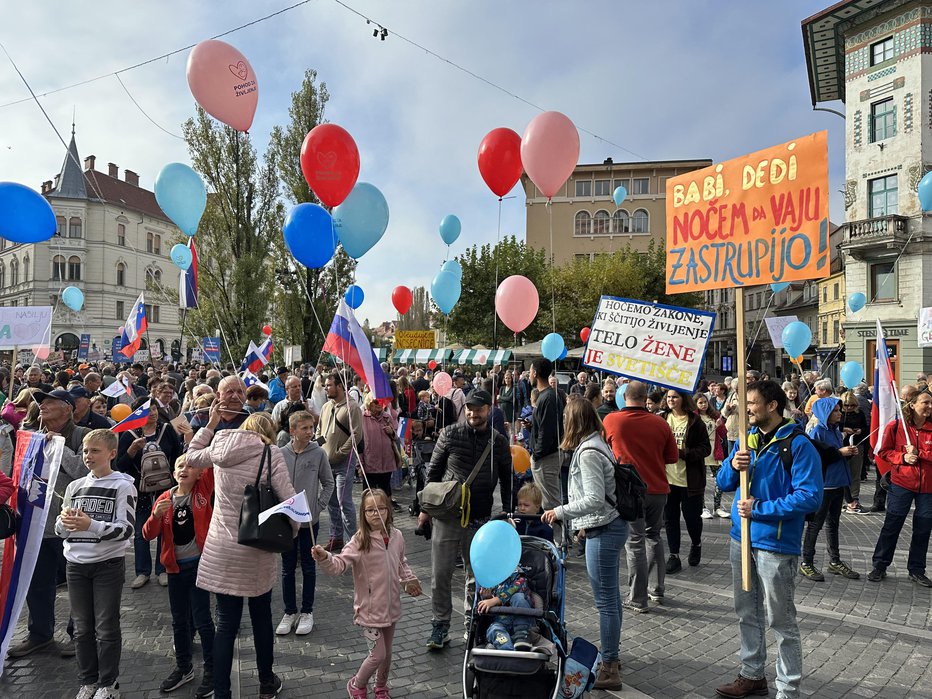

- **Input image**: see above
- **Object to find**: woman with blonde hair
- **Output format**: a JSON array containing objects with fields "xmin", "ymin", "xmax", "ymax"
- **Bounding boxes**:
[{"xmin": 1, "ymin": 386, "xmax": 37, "ymax": 431}]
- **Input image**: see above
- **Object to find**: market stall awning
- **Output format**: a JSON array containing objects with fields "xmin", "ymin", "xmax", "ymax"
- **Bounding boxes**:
[
  {"xmin": 325, "ymin": 347, "xmax": 389, "ymax": 363},
  {"xmin": 392, "ymin": 349, "xmax": 452, "ymax": 364},
  {"xmin": 452, "ymin": 349, "xmax": 513, "ymax": 366}
]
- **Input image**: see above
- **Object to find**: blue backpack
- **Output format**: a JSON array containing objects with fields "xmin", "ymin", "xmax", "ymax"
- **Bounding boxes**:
[{"xmin": 562, "ymin": 637, "xmax": 601, "ymax": 698}]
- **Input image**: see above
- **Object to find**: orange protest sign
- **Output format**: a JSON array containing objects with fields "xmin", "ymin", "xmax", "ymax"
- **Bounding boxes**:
[{"xmin": 665, "ymin": 131, "xmax": 829, "ymax": 293}]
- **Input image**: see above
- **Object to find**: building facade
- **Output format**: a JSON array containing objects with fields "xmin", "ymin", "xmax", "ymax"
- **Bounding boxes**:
[
  {"xmin": 817, "ymin": 270, "xmax": 847, "ymax": 385},
  {"xmin": 0, "ymin": 131, "xmax": 184, "ymax": 361}
]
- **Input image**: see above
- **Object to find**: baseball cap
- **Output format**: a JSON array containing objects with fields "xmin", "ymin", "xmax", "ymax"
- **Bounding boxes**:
[
  {"xmin": 452, "ymin": 370, "xmax": 465, "ymax": 380},
  {"xmin": 34, "ymin": 389, "xmax": 76, "ymax": 409},
  {"xmin": 68, "ymin": 386, "xmax": 91, "ymax": 400},
  {"xmin": 277, "ymin": 367, "xmax": 289, "ymax": 375},
  {"xmin": 465, "ymin": 389, "xmax": 492, "ymax": 407}
]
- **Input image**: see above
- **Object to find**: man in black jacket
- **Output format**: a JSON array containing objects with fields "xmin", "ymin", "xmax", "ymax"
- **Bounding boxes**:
[
  {"xmin": 418, "ymin": 390, "xmax": 512, "ymax": 651},
  {"xmin": 529, "ymin": 357, "xmax": 565, "ymax": 545}
]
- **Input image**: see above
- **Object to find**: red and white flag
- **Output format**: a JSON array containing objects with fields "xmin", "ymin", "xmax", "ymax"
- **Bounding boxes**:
[{"xmin": 870, "ymin": 319, "xmax": 909, "ymax": 473}]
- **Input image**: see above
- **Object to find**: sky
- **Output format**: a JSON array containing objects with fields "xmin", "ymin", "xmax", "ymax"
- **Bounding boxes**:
[{"xmin": 0, "ymin": 0, "xmax": 845, "ymax": 333}]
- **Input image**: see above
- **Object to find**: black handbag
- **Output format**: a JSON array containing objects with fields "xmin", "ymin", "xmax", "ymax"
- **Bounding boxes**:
[
  {"xmin": 0, "ymin": 503, "xmax": 19, "ymax": 539},
  {"xmin": 237, "ymin": 445, "xmax": 294, "ymax": 553}
]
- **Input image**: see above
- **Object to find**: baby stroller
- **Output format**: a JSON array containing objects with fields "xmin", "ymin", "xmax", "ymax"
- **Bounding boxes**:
[
  {"xmin": 463, "ymin": 515, "xmax": 567, "ymax": 699},
  {"xmin": 407, "ymin": 439, "xmax": 435, "ymax": 516}
]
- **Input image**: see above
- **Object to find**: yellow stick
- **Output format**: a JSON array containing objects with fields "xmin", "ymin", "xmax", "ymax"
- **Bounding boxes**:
[{"xmin": 735, "ymin": 291, "xmax": 751, "ymax": 592}]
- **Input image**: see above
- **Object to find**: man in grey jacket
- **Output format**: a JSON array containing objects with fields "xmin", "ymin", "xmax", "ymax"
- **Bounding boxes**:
[{"xmin": 529, "ymin": 358, "xmax": 565, "ymax": 545}]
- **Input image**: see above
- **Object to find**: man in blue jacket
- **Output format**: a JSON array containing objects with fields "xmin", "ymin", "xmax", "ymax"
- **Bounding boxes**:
[{"xmin": 715, "ymin": 380, "xmax": 823, "ymax": 699}]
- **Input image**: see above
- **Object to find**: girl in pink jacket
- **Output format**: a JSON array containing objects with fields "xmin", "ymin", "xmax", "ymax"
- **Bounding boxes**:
[{"xmin": 313, "ymin": 488, "xmax": 421, "ymax": 699}]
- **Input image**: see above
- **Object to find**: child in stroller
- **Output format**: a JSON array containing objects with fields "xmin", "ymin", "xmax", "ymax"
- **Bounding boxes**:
[{"xmin": 477, "ymin": 567, "xmax": 534, "ymax": 651}]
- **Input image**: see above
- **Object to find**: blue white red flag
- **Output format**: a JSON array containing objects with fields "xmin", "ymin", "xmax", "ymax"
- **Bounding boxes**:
[
  {"xmin": 241, "ymin": 369, "xmax": 269, "ymax": 392},
  {"xmin": 870, "ymin": 319, "xmax": 908, "ymax": 474},
  {"xmin": 258, "ymin": 337, "xmax": 273, "ymax": 364},
  {"xmin": 397, "ymin": 417, "xmax": 410, "ymax": 440},
  {"xmin": 111, "ymin": 399, "xmax": 152, "ymax": 433},
  {"xmin": 323, "ymin": 300, "xmax": 392, "ymax": 403},
  {"xmin": 119, "ymin": 292, "xmax": 147, "ymax": 358},
  {"xmin": 240, "ymin": 341, "xmax": 268, "ymax": 374},
  {"xmin": 178, "ymin": 239, "xmax": 198, "ymax": 309}
]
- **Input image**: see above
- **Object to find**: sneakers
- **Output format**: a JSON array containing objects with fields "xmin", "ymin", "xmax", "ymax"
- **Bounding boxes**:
[
  {"xmin": 75, "ymin": 685, "xmax": 97, "ymax": 699},
  {"xmin": 374, "ymin": 685, "xmax": 390, "ymax": 699},
  {"xmin": 259, "ymin": 673, "xmax": 283, "ymax": 698},
  {"xmin": 828, "ymin": 560, "xmax": 860, "ymax": 580},
  {"xmin": 867, "ymin": 567, "xmax": 886, "ymax": 582},
  {"xmin": 194, "ymin": 670, "xmax": 213, "ymax": 698},
  {"xmin": 160, "ymin": 667, "xmax": 195, "ymax": 692},
  {"xmin": 296, "ymin": 612, "xmax": 315, "ymax": 635},
  {"xmin": 324, "ymin": 538, "xmax": 344, "ymax": 552},
  {"xmin": 130, "ymin": 574, "xmax": 149, "ymax": 589},
  {"xmin": 622, "ymin": 599, "xmax": 649, "ymax": 614},
  {"xmin": 276, "ymin": 613, "xmax": 298, "ymax": 635},
  {"xmin": 512, "ymin": 632, "xmax": 532, "ymax": 652},
  {"xmin": 648, "ymin": 592, "xmax": 664, "ymax": 603},
  {"xmin": 700, "ymin": 507, "xmax": 714, "ymax": 519},
  {"xmin": 799, "ymin": 562, "xmax": 825, "ymax": 581},
  {"xmin": 845, "ymin": 502, "xmax": 864, "ymax": 514},
  {"xmin": 158, "ymin": 572, "xmax": 169, "ymax": 587},
  {"xmin": 909, "ymin": 573, "xmax": 932, "ymax": 588},
  {"xmin": 869, "ymin": 505, "xmax": 885, "ymax": 513},
  {"xmin": 6, "ymin": 636, "xmax": 52, "ymax": 658},
  {"xmin": 715, "ymin": 675, "xmax": 769, "ymax": 698},
  {"xmin": 688, "ymin": 545, "xmax": 702, "ymax": 567},
  {"xmin": 93, "ymin": 686, "xmax": 120, "ymax": 699},
  {"xmin": 425, "ymin": 622, "xmax": 450, "ymax": 651},
  {"xmin": 60, "ymin": 638, "xmax": 76, "ymax": 657},
  {"xmin": 346, "ymin": 676, "xmax": 367, "ymax": 699},
  {"xmin": 715, "ymin": 508, "xmax": 730, "ymax": 519},
  {"xmin": 665, "ymin": 554, "xmax": 682, "ymax": 574}
]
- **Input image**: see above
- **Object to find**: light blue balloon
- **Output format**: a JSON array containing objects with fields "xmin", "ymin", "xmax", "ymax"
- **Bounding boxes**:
[
  {"xmin": 431, "ymin": 269, "xmax": 461, "ymax": 315},
  {"xmin": 612, "ymin": 185, "xmax": 627, "ymax": 207},
  {"xmin": 848, "ymin": 292, "xmax": 866, "ymax": 313},
  {"xmin": 439, "ymin": 214, "xmax": 461, "ymax": 246},
  {"xmin": 919, "ymin": 171, "xmax": 932, "ymax": 213},
  {"xmin": 284, "ymin": 203, "xmax": 337, "ymax": 269},
  {"xmin": 170, "ymin": 243, "xmax": 193, "ymax": 270},
  {"xmin": 344, "ymin": 285, "xmax": 364, "ymax": 309},
  {"xmin": 441, "ymin": 259, "xmax": 462, "ymax": 281},
  {"xmin": 781, "ymin": 321, "xmax": 812, "ymax": 358},
  {"xmin": 840, "ymin": 361, "xmax": 864, "ymax": 388},
  {"xmin": 615, "ymin": 384, "xmax": 627, "ymax": 410},
  {"xmin": 154, "ymin": 163, "xmax": 207, "ymax": 237},
  {"xmin": 541, "ymin": 332, "xmax": 565, "ymax": 361},
  {"xmin": 333, "ymin": 182, "xmax": 389, "ymax": 259},
  {"xmin": 62, "ymin": 286, "xmax": 84, "ymax": 312},
  {"xmin": 0, "ymin": 182, "xmax": 56, "ymax": 243},
  {"xmin": 470, "ymin": 520, "xmax": 521, "ymax": 588},
  {"xmin": 770, "ymin": 282, "xmax": 789, "ymax": 294}
]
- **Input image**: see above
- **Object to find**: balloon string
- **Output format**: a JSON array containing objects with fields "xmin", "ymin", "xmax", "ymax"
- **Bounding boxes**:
[
  {"xmin": 547, "ymin": 199, "xmax": 555, "ymax": 333},
  {"xmin": 493, "ymin": 197, "xmax": 502, "ymax": 350}
]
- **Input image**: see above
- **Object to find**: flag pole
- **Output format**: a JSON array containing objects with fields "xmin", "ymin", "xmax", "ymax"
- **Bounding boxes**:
[{"xmin": 735, "ymin": 290, "xmax": 752, "ymax": 592}]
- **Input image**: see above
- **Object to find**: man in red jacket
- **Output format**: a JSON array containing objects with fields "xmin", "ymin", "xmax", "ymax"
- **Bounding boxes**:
[{"xmin": 603, "ymin": 381, "xmax": 678, "ymax": 612}]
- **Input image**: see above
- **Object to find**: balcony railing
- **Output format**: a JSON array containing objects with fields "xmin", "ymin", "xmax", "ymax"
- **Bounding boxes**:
[{"xmin": 841, "ymin": 214, "xmax": 909, "ymax": 247}]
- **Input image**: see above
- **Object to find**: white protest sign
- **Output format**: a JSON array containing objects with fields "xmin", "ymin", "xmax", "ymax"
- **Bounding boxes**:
[
  {"xmin": 764, "ymin": 315, "xmax": 799, "ymax": 349},
  {"xmin": 920, "ymin": 308, "xmax": 932, "ymax": 348},
  {"xmin": 0, "ymin": 307, "xmax": 52, "ymax": 349},
  {"xmin": 581, "ymin": 296, "xmax": 715, "ymax": 392}
]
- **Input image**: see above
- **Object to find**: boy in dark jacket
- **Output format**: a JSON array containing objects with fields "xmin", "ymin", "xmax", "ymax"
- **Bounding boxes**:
[{"xmin": 511, "ymin": 482, "xmax": 553, "ymax": 542}]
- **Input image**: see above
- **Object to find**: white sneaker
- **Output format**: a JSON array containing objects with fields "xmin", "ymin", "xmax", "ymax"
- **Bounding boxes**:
[
  {"xmin": 93, "ymin": 685, "xmax": 120, "ymax": 699},
  {"xmin": 75, "ymin": 685, "xmax": 97, "ymax": 699},
  {"xmin": 715, "ymin": 508, "xmax": 730, "ymax": 518},
  {"xmin": 158, "ymin": 573, "xmax": 169, "ymax": 587},
  {"xmin": 700, "ymin": 508, "xmax": 713, "ymax": 519},
  {"xmin": 130, "ymin": 575, "xmax": 149, "ymax": 589},
  {"xmin": 295, "ymin": 612, "xmax": 314, "ymax": 635},
  {"xmin": 276, "ymin": 613, "xmax": 298, "ymax": 635}
]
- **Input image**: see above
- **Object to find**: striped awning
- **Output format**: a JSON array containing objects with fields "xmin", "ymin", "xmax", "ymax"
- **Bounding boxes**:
[
  {"xmin": 452, "ymin": 349, "xmax": 513, "ymax": 366},
  {"xmin": 392, "ymin": 349, "xmax": 452, "ymax": 364},
  {"xmin": 326, "ymin": 347, "xmax": 388, "ymax": 363}
]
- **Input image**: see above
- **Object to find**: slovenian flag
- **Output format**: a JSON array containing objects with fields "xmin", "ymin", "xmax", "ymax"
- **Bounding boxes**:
[
  {"xmin": 241, "ymin": 369, "xmax": 269, "ymax": 392},
  {"xmin": 179, "ymin": 239, "xmax": 198, "ymax": 309},
  {"xmin": 119, "ymin": 292, "xmax": 148, "ymax": 358},
  {"xmin": 323, "ymin": 300, "xmax": 392, "ymax": 403},
  {"xmin": 111, "ymin": 399, "xmax": 152, "ymax": 433},
  {"xmin": 870, "ymin": 319, "xmax": 908, "ymax": 474},
  {"xmin": 258, "ymin": 336, "xmax": 273, "ymax": 364},
  {"xmin": 240, "ymin": 341, "xmax": 268, "ymax": 374},
  {"xmin": 397, "ymin": 417, "xmax": 410, "ymax": 440}
]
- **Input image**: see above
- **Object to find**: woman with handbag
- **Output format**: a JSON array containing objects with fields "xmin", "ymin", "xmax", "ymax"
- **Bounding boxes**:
[
  {"xmin": 186, "ymin": 407, "xmax": 297, "ymax": 699},
  {"xmin": 361, "ymin": 394, "xmax": 399, "ymax": 497}
]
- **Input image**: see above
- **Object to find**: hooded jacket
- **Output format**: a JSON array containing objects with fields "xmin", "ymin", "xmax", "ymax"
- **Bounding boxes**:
[
  {"xmin": 142, "ymin": 468, "xmax": 214, "ymax": 574},
  {"xmin": 807, "ymin": 397, "xmax": 851, "ymax": 489},
  {"xmin": 718, "ymin": 419, "xmax": 823, "ymax": 555},
  {"xmin": 281, "ymin": 439, "xmax": 334, "ymax": 524},
  {"xmin": 361, "ymin": 408, "xmax": 399, "ymax": 474},
  {"xmin": 56, "ymin": 470, "xmax": 137, "ymax": 564},
  {"xmin": 878, "ymin": 418, "xmax": 932, "ymax": 494}
]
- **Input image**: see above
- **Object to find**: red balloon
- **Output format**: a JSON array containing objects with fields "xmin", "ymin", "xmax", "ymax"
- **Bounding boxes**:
[
  {"xmin": 392, "ymin": 286, "xmax": 413, "ymax": 315},
  {"xmin": 478, "ymin": 128, "xmax": 523, "ymax": 198},
  {"xmin": 300, "ymin": 124, "xmax": 360, "ymax": 208},
  {"xmin": 262, "ymin": 325, "xmax": 272, "ymax": 336},
  {"xmin": 428, "ymin": 360, "xmax": 437, "ymax": 370},
  {"xmin": 580, "ymin": 327, "xmax": 590, "ymax": 343}
]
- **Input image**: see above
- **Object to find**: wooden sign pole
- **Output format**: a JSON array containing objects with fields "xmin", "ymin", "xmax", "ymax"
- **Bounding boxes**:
[{"xmin": 734, "ymin": 290, "xmax": 752, "ymax": 592}]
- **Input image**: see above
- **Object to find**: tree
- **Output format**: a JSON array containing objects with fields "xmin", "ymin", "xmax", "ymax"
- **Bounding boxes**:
[{"xmin": 395, "ymin": 286, "xmax": 431, "ymax": 331}]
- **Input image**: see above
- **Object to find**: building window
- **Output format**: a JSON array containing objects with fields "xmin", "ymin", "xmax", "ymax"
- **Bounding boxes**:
[
  {"xmin": 145, "ymin": 304, "xmax": 160, "ymax": 324},
  {"xmin": 612, "ymin": 209, "xmax": 629, "ymax": 233},
  {"xmin": 0, "ymin": 263, "xmax": 5, "ymax": 288},
  {"xmin": 592, "ymin": 210, "xmax": 610, "ymax": 235},
  {"xmin": 117, "ymin": 223, "xmax": 126, "ymax": 246},
  {"xmin": 631, "ymin": 177, "xmax": 650, "ymax": 195},
  {"xmin": 68, "ymin": 217, "xmax": 82, "ymax": 239},
  {"xmin": 574, "ymin": 180, "xmax": 592, "ymax": 197},
  {"xmin": 154, "ymin": 235, "xmax": 161, "ymax": 255},
  {"xmin": 833, "ymin": 283, "xmax": 839, "ymax": 300},
  {"xmin": 575, "ymin": 253, "xmax": 590, "ymax": 263},
  {"xmin": 869, "ymin": 261, "xmax": 896, "ymax": 302},
  {"xmin": 870, "ymin": 98, "xmax": 895, "ymax": 142},
  {"xmin": 631, "ymin": 209, "xmax": 649, "ymax": 233},
  {"xmin": 822, "ymin": 322, "xmax": 828, "ymax": 346},
  {"xmin": 868, "ymin": 175, "xmax": 898, "ymax": 217},
  {"xmin": 574, "ymin": 211, "xmax": 591, "ymax": 236},
  {"xmin": 116, "ymin": 263, "xmax": 125, "ymax": 286},
  {"xmin": 116, "ymin": 300, "xmax": 124, "ymax": 320},
  {"xmin": 9, "ymin": 259, "xmax": 17, "ymax": 287},
  {"xmin": 594, "ymin": 179, "xmax": 611, "ymax": 197},
  {"xmin": 822, "ymin": 286, "xmax": 827, "ymax": 303},
  {"xmin": 22, "ymin": 255, "xmax": 28, "ymax": 283},
  {"xmin": 0, "ymin": 240, "xmax": 5, "ymax": 252},
  {"xmin": 612, "ymin": 178, "xmax": 629, "ymax": 193},
  {"xmin": 146, "ymin": 231, "xmax": 154, "ymax": 253},
  {"xmin": 52, "ymin": 255, "xmax": 65, "ymax": 281},
  {"xmin": 67, "ymin": 256, "xmax": 81, "ymax": 281},
  {"xmin": 871, "ymin": 37, "xmax": 893, "ymax": 66},
  {"xmin": 154, "ymin": 269, "xmax": 162, "ymax": 284},
  {"xmin": 56, "ymin": 216, "xmax": 66, "ymax": 237},
  {"xmin": 833, "ymin": 320, "xmax": 840, "ymax": 344}
]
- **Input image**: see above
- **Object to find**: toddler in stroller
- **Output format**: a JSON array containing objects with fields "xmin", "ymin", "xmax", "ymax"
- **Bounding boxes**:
[{"xmin": 477, "ymin": 568, "xmax": 534, "ymax": 651}]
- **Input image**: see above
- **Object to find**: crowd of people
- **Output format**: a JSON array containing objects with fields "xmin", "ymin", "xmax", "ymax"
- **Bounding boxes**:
[{"xmin": 0, "ymin": 356, "xmax": 929, "ymax": 699}]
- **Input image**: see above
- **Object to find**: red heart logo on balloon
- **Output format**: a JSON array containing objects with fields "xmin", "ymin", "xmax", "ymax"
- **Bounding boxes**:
[
  {"xmin": 228, "ymin": 61, "xmax": 248, "ymax": 80},
  {"xmin": 317, "ymin": 151, "xmax": 337, "ymax": 170}
]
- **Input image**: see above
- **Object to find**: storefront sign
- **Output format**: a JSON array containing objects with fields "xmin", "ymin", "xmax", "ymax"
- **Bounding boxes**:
[{"xmin": 394, "ymin": 330, "xmax": 435, "ymax": 350}]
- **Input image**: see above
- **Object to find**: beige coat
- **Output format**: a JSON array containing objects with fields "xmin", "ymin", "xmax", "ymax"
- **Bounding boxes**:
[
  {"xmin": 186, "ymin": 427, "xmax": 297, "ymax": 597},
  {"xmin": 317, "ymin": 398, "xmax": 363, "ymax": 464}
]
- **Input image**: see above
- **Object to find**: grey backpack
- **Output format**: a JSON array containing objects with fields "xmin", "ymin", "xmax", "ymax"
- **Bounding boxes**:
[{"xmin": 134, "ymin": 425, "xmax": 173, "ymax": 493}]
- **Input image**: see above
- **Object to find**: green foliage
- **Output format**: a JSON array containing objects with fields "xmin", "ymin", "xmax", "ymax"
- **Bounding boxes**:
[{"xmin": 395, "ymin": 286, "xmax": 431, "ymax": 331}]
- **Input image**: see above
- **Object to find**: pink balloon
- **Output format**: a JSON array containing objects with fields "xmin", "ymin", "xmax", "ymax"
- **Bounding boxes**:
[
  {"xmin": 186, "ymin": 39, "xmax": 258, "ymax": 132},
  {"xmin": 433, "ymin": 371, "xmax": 453, "ymax": 397},
  {"xmin": 495, "ymin": 275, "xmax": 540, "ymax": 334},
  {"xmin": 520, "ymin": 111, "xmax": 580, "ymax": 199}
]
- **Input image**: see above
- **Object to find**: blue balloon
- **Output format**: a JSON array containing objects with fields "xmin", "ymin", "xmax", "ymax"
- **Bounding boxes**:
[
  {"xmin": 770, "ymin": 282, "xmax": 789, "ymax": 294},
  {"xmin": 154, "ymin": 163, "xmax": 207, "ymax": 237},
  {"xmin": 781, "ymin": 321, "xmax": 812, "ymax": 358},
  {"xmin": 615, "ymin": 384, "xmax": 627, "ymax": 410},
  {"xmin": 283, "ymin": 203, "xmax": 337, "ymax": 269},
  {"xmin": 333, "ymin": 183, "xmax": 389, "ymax": 259},
  {"xmin": 441, "ymin": 259, "xmax": 462, "ymax": 281},
  {"xmin": 919, "ymin": 171, "xmax": 932, "ymax": 212},
  {"xmin": 558, "ymin": 346, "xmax": 568, "ymax": 361},
  {"xmin": 431, "ymin": 269, "xmax": 461, "ymax": 315},
  {"xmin": 612, "ymin": 185, "xmax": 627, "ymax": 207},
  {"xmin": 470, "ymin": 520, "xmax": 522, "ymax": 588},
  {"xmin": 62, "ymin": 286, "xmax": 84, "ymax": 312},
  {"xmin": 848, "ymin": 292, "xmax": 866, "ymax": 313},
  {"xmin": 840, "ymin": 361, "xmax": 864, "ymax": 388},
  {"xmin": 344, "ymin": 285, "xmax": 364, "ymax": 309},
  {"xmin": 0, "ymin": 182, "xmax": 56, "ymax": 243},
  {"xmin": 439, "ymin": 214, "xmax": 461, "ymax": 245},
  {"xmin": 170, "ymin": 243, "xmax": 192, "ymax": 270},
  {"xmin": 541, "ymin": 332, "xmax": 565, "ymax": 361}
]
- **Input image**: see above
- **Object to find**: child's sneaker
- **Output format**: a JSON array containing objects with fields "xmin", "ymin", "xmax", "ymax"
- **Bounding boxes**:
[
  {"xmin": 295, "ymin": 612, "xmax": 314, "ymax": 635},
  {"xmin": 512, "ymin": 631, "xmax": 532, "ymax": 651},
  {"xmin": 374, "ymin": 686, "xmax": 391, "ymax": 699},
  {"xmin": 75, "ymin": 685, "xmax": 97, "ymax": 699},
  {"xmin": 715, "ymin": 508, "xmax": 730, "ymax": 518},
  {"xmin": 93, "ymin": 685, "xmax": 120, "ymax": 699},
  {"xmin": 346, "ymin": 676, "xmax": 368, "ymax": 698},
  {"xmin": 275, "ymin": 613, "xmax": 298, "ymax": 635}
]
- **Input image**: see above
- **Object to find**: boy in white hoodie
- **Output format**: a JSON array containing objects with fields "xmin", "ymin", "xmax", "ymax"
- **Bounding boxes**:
[{"xmin": 57, "ymin": 429, "xmax": 138, "ymax": 699}]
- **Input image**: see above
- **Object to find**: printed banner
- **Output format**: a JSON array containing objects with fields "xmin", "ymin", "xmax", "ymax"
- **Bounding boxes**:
[
  {"xmin": 203, "ymin": 337, "xmax": 221, "ymax": 364},
  {"xmin": 0, "ymin": 307, "xmax": 53, "ymax": 349},
  {"xmin": 77, "ymin": 334, "xmax": 90, "ymax": 360},
  {"xmin": 394, "ymin": 330, "xmax": 436, "ymax": 350},
  {"xmin": 581, "ymin": 296, "xmax": 715, "ymax": 392},
  {"xmin": 665, "ymin": 131, "xmax": 829, "ymax": 293},
  {"xmin": 111, "ymin": 336, "xmax": 131, "ymax": 364},
  {"xmin": 919, "ymin": 308, "xmax": 932, "ymax": 348},
  {"xmin": 764, "ymin": 315, "xmax": 799, "ymax": 349},
  {"xmin": 0, "ymin": 433, "xmax": 65, "ymax": 675}
]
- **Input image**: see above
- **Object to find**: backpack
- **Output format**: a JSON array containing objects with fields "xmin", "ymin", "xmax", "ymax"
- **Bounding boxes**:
[
  {"xmin": 134, "ymin": 424, "xmax": 173, "ymax": 493},
  {"xmin": 435, "ymin": 396, "xmax": 458, "ymax": 432},
  {"xmin": 577, "ymin": 446, "xmax": 647, "ymax": 522},
  {"xmin": 0, "ymin": 503, "xmax": 19, "ymax": 539},
  {"xmin": 777, "ymin": 428, "xmax": 838, "ymax": 477}
]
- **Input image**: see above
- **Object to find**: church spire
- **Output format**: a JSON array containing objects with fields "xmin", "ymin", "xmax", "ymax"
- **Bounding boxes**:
[{"xmin": 51, "ymin": 127, "xmax": 87, "ymax": 200}]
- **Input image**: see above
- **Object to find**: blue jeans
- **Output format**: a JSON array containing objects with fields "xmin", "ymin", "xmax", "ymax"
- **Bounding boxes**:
[
  {"xmin": 486, "ymin": 592, "xmax": 533, "ymax": 647},
  {"xmin": 872, "ymin": 483, "xmax": 932, "ymax": 575},
  {"xmin": 327, "ymin": 456, "xmax": 357, "ymax": 541},
  {"xmin": 135, "ymin": 493, "xmax": 165, "ymax": 576},
  {"xmin": 584, "ymin": 517, "xmax": 628, "ymax": 662},
  {"xmin": 281, "ymin": 525, "xmax": 319, "ymax": 614},
  {"xmin": 212, "ymin": 590, "xmax": 274, "ymax": 699},
  {"xmin": 167, "ymin": 560, "xmax": 214, "ymax": 673},
  {"xmin": 26, "ymin": 537, "xmax": 72, "ymax": 642},
  {"xmin": 729, "ymin": 539, "xmax": 802, "ymax": 699}
]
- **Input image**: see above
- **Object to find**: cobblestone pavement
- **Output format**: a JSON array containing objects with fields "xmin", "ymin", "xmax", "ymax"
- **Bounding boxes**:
[{"xmin": 2, "ymin": 478, "xmax": 931, "ymax": 698}]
